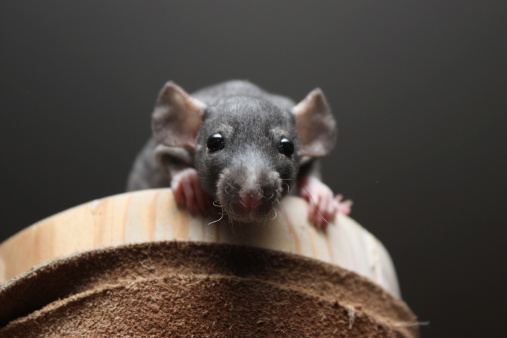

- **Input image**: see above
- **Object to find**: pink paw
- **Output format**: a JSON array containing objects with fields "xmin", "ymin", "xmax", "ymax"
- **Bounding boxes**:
[
  {"xmin": 334, "ymin": 194, "xmax": 353, "ymax": 216},
  {"xmin": 299, "ymin": 177, "xmax": 337, "ymax": 230},
  {"xmin": 171, "ymin": 168, "xmax": 210, "ymax": 214},
  {"xmin": 300, "ymin": 177, "xmax": 353, "ymax": 230}
]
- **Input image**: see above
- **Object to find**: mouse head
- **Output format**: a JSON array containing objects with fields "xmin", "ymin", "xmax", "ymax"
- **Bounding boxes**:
[{"xmin": 152, "ymin": 81, "xmax": 336, "ymax": 223}]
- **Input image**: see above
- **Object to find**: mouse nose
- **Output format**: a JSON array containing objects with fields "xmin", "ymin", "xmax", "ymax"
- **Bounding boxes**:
[{"xmin": 239, "ymin": 190, "xmax": 262, "ymax": 209}]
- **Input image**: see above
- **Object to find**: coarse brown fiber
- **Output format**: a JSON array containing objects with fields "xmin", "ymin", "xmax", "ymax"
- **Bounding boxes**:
[{"xmin": 0, "ymin": 241, "xmax": 419, "ymax": 337}]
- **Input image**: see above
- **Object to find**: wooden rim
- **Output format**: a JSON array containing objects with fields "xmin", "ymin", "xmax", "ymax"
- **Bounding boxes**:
[{"xmin": 0, "ymin": 189, "xmax": 400, "ymax": 296}]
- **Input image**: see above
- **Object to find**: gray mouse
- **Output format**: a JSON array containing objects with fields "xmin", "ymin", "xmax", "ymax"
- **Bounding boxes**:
[{"xmin": 127, "ymin": 80, "xmax": 351, "ymax": 229}]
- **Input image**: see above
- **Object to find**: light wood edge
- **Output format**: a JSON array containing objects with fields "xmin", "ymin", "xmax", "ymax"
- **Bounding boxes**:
[{"xmin": 0, "ymin": 189, "xmax": 400, "ymax": 296}]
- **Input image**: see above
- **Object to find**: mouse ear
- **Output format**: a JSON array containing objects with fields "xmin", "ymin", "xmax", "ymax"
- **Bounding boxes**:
[
  {"xmin": 292, "ymin": 88, "xmax": 337, "ymax": 157},
  {"xmin": 152, "ymin": 82, "xmax": 206, "ymax": 150}
]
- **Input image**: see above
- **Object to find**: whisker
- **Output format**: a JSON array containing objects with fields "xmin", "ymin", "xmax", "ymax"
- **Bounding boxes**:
[
  {"xmin": 225, "ymin": 205, "xmax": 238, "ymax": 217},
  {"xmin": 283, "ymin": 182, "xmax": 291, "ymax": 193},
  {"xmin": 207, "ymin": 211, "xmax": 224, "ymax": 226},
  {"xmin": 275, "ymin": 198, "xmax": 290, "ymax": 223},
  {"xmin": 271, "ymin": 207, "xmax": 278, "ymax": 220}
]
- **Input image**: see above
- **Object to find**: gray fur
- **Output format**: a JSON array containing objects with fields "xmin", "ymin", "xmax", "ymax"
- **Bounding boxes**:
[
  {"xmin": 126, "ymin": 138, "xmax": 168, "ymax": 191},
  {"xmin": 127, "ymin": 80, "xmax": 336, "ymax": 223}
]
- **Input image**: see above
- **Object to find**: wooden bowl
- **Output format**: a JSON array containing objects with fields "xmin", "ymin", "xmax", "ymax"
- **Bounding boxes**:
[{"xmin": 0, "ymin": 189, "xmax": 400, "ymax": 296}]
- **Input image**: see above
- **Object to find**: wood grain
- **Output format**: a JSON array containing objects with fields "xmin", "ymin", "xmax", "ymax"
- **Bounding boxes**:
[{"xmin": 0, "ymin": 189, "xmax": 401, "ymax": 296}]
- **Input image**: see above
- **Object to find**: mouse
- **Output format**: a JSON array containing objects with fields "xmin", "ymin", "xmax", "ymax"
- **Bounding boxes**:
[{"xmin": 127, "ymin": 80, "xmax": 351, "ymax": 229}]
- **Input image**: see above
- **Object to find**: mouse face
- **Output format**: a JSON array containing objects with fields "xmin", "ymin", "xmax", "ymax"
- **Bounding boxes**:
[
  {"xmin": 194, "ymin": 96, "xmax": 301, "ymax": 223},
  {"xmin": 151, "ymin": 80, "xmax": 337, "ymax": 224}
]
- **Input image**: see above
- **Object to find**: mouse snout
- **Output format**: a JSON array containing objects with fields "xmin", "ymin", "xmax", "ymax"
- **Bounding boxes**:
[
  {"xmin": 216, "ymin": 165, "xmax": 283, "ymax": 223},
  {"xmin": 239, "ymin": 189, "xmax": 262, "ymax": 209}
]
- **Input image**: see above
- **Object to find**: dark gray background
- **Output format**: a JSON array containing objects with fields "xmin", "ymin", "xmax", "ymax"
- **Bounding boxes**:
[{"xmin": 1, "ymin": 1, "xmax": 505, "ymax": 336}]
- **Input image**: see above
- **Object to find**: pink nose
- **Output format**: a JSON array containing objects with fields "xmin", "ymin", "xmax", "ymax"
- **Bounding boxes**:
[{"xmin": 240, "ymin": 193, "xmax": 261, "ymax": 209}]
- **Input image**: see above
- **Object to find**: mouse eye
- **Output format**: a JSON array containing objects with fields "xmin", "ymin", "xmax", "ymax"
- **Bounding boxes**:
[
  {"xmin": 278, "ymin": 138, "xmax": 294, "ymax": 157},
  {"xmin": 207, "ymin": 133, "xmax": 225, "ymax": 152}
]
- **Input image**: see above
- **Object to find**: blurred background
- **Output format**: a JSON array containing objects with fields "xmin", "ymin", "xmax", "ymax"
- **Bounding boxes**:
[{"xmin": 1, "ymin": 1, "xmax": 505, "ymax": 336}]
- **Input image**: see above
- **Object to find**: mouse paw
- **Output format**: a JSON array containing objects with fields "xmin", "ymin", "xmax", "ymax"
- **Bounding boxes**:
[
  {"xmin": 334, "ymin": 194, "xmax": 353, "ymax": 216},
  {"xmin": 299, "ymin": 177, "xmax": 338, "ymax": 230},
  {"xmin": 171, "ymin": 168, "xmax": 210, "ymax": 214}
]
